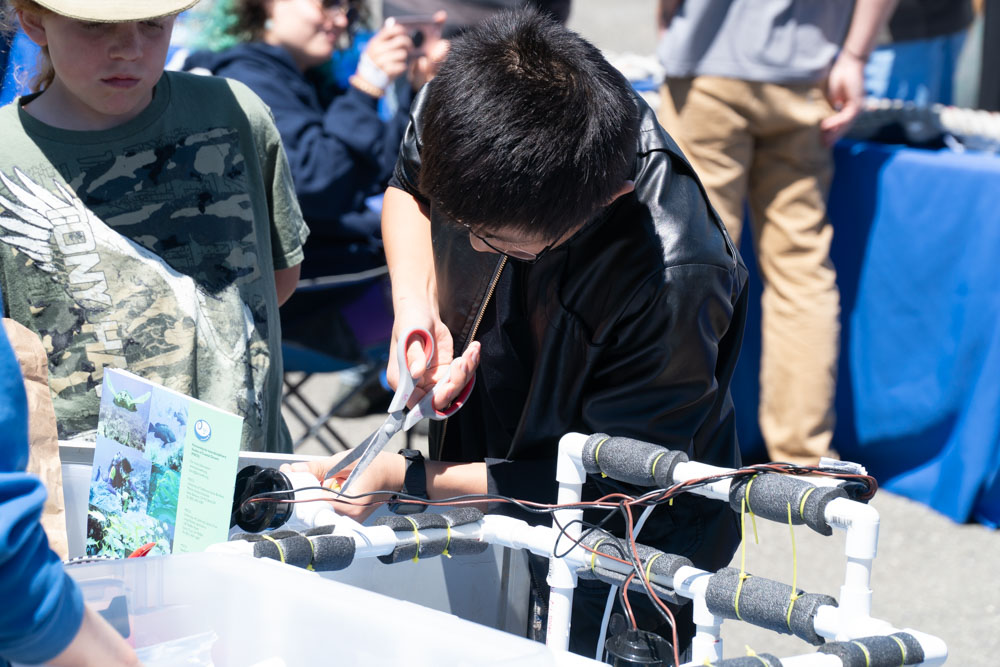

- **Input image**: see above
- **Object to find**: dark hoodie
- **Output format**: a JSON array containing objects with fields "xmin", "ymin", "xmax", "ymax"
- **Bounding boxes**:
[{"xmin": 184, "ymin": 43, "xmax": 411, "ymax": 277}]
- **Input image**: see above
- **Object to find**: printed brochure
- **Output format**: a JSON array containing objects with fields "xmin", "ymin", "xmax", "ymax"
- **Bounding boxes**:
[{"xmin": 86, "ymin": 368, "xmax": 242, "ymax": 557}]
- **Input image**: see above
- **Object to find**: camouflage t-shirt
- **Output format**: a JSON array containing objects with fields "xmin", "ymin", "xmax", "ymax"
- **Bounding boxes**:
[{"xmin": 0, "ymin": 71, "xmax": 308, "ymax": 452}]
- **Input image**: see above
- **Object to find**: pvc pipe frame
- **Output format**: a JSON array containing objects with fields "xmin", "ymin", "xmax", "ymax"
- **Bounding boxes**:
[
  {"xmin": 553, "ymin": 434, "xmax": 946, "ymax": 666},
  {"xmin": 666, "ymin": 457, "xmax": 884, "ymax": 637},
  {"xmin": 688, "ymin": 627, "xmax": 948, "ymax": 667},
  {"xmin": 266, "ymin": 435, "xmax": 946, "ymax": 664},
  {"xmin": 545, "ymin": 433, "xmax": 587, "ymax": 651}
]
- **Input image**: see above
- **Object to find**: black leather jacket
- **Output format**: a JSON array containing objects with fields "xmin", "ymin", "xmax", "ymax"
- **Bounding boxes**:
[{"xmin": 390, "ymin": 87, "xmax": 748, "ymax": 564}]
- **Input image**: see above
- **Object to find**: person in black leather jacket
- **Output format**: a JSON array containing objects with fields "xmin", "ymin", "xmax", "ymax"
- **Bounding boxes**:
[{"xmin": 287, "ymin": 8, "xmax": 748, "ymax": 657}]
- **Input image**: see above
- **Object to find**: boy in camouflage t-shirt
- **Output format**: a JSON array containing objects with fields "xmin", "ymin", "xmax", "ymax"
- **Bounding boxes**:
[{"xmin": 0, "ymin": 4, "xmax": 308, "ymax": 452}]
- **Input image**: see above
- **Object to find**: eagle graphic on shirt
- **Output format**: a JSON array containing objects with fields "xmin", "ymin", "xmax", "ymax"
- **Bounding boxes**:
[
  {"xmin": 0, "ymin": 167, "xmax": 251, "ymax": 355},
  {"xmin": 0, "ymin": 127, "xmax": 271, "ymax": 441}
]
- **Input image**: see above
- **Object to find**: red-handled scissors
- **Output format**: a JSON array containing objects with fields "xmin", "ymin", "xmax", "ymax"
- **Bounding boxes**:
[{"xmin": 323, "ymin": 328, "xmax": 475, "ymax": 494}]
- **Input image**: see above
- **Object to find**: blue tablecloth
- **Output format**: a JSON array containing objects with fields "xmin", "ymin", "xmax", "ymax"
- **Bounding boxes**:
[{"xmin": 733, "ymin": 140, "xmax": 1000, "ymax": 525}]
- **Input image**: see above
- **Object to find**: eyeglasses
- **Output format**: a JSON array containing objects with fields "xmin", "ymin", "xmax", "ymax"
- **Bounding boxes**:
[
  {"xmin": 320, "ymin": 0, "xmax": 359, "ymax": 24},
  {"xmin": 461, "ymin": 223, "xmax": 556, "ymax": 264}
]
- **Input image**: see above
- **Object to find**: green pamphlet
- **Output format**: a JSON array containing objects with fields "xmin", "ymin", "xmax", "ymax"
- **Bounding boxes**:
[{"xmin": 86, "ymin": 368, "xmax": 242, "ymax": 557}]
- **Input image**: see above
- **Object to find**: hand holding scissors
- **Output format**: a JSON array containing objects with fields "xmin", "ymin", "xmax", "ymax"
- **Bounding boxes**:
[{"xmin": 322, "ymin": 328, "xmax": 476, "ymax": 496}]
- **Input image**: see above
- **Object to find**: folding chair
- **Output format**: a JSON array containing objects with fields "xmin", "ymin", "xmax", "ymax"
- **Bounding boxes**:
[{"xmin": 280, "ymin": 266, "xmax": 394, "ymax": 453}]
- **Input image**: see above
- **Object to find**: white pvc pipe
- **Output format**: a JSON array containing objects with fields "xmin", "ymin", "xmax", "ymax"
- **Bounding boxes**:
[
  {"xmin": 670, "ymin": 460, "xmax": 734, "ymax": 502},
  {"xmin": 823, "ymin": 498, "xmax": 880, "ymax": 627},
  {"xmin": 812, "ymin": 603, "xmax": 895, "ymax": 644},
  {"xmin": 673, "ymin": 566, "xmax": 723, "ymax": 665},
  {"xmin": 283, "ymin": 470, "xmax": 339, "ymax": 527},
  {"xmin": 278, "ymin": 434, "xmax": 947, "ymax": 663},
  {"xmin": 811, "ymin": 605, "xmax": 846, "ymax": 641},
  {"xmin": 545, "ymin": 433, "xmax": 589, "ymax": 652},
  {"xmin": 479, "ymin": 514, "xmax": 561, "ymax": 555},
  {"xmin": 233, "ymin": 465, "xmax": 951, "ymax": 667}
]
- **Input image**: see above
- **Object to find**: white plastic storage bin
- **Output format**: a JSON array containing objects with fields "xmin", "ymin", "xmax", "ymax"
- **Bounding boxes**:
[
  {"xmin": 29, "ymin": 552, "xmax": 595, "ymax": 666},
  {"xmin": 59, "ymin": 444, "xmax": 531, "ymax": 635}
]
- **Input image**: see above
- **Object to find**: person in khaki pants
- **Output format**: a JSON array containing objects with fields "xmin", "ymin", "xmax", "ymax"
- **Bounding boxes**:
[{"xmin": 656, "ymin": 0, "xmax": 898, "ymax": 465}]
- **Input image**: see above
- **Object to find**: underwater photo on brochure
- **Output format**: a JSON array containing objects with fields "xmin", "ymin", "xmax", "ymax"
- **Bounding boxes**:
[{"xmin": 86, "ymin": 368, "xmax": 242, "ymax": 558}]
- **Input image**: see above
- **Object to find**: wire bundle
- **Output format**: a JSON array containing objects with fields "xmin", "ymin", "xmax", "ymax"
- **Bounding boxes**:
[{"xmin": 237, "ymin": 456, "xmax": 876, "ymax": 667}]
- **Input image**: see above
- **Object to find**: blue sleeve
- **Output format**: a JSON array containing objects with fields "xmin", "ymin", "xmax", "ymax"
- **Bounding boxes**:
[
  {"xmin": 217, "ymin": 59, "xmax": 409, "ymax": 238},
  {"xmin": 0, "ymin": 326, "xmax": 84, "ymax": 665}
]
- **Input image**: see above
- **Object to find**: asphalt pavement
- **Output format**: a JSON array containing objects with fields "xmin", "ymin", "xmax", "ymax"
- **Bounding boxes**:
[{"xmin": 285, "ymin": 2, "xmax": 999, "ymax": 662}]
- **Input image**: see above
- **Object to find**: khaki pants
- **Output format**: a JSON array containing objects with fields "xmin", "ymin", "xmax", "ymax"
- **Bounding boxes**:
[{"xmin": 658, "ymin": 76, "xmax": 840, "ymax": 465}]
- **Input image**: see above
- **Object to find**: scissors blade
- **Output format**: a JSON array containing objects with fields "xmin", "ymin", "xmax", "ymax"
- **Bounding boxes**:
[
  {"xmin": 322, "ymin": 429, "xmax": 373, "ymax": 481},
  {"xmin": 337, "ymin": 412, "xmax": 405, "ymax": 494}
]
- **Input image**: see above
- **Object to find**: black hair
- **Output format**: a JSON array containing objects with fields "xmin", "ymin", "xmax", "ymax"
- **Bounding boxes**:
[
  {"xmin": 419, "ymin": 8, "xmax": 639, "ymax": 240},
  {"xmin": 226, "ymin": 0, "xmax": 369, "ymax": 44}
]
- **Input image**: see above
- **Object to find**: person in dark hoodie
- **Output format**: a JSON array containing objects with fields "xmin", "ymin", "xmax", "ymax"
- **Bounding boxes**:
[
  {"xmin": 185, "ymin": 0, "xmax": 447, "ymax": 280},
  {"xmin": 185, "ymin": 1, "xmax": 449, "ymax": 414}
]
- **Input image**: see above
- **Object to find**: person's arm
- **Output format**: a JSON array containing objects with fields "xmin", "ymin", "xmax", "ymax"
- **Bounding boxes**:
[
  {"xmin": 240, "ymin": 71, "xmax": 390, "ymax": 221},
  {"xmin": 821, "ymin": 0, "xmax": 900, "ymax": 146},
  {"xmin": 217, "ymin": 28, "xmax": 408, "ymax": 229},
  {"xmin": 282, "ymin": 452, "xmax": 488, "ymax": 522},
  {"xmin": 47, "ymin": 606, "xmax": 140, "ymax": 667},
  {"xmin": 0, "ymin": 329, "xmax": 138, "ymax": 666},
  {"xmin": 381, "ymin": 186, "xmax": 481, "ymax": 403},
  {"xmin": 279, "ymin": 185, "xmax": 484, "ymax": 521},
  {"xmin": 274, "ymin": 264, "xmax": 300, "ymax": 306}
]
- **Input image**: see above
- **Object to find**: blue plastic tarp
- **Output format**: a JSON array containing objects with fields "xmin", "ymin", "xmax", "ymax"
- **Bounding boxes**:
[{"xmin": 733, "ymin": 140, "xmax": 1000, "ymax": 525}]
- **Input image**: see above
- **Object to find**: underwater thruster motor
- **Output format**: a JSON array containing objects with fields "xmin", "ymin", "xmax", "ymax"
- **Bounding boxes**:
[
  {"xmin": 604, "ymin": 628, "xmax": 674, "ymax": 666},
  {"xmin": 230, "ymin": 465, "xmax": 294, "ymax": 532}
]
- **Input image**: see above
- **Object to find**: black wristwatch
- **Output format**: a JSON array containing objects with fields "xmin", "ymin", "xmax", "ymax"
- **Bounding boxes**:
[{"xmin": 389, "ymin": 448, "xmax": 428, "ymax": 515}]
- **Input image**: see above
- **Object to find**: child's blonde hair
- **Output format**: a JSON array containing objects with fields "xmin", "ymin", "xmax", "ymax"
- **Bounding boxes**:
[{"xmin": 0, "ymin": 0, "xmax": 55, "ymax": 92}]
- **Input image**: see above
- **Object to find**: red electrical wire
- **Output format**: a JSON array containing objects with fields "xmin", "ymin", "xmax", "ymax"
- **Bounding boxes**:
[
  {"xmin": 621, "ymin": 572, "xmax": 639, "ymax": 630},
  {"xmin": 241, "ymin": 458, "xmax": 878, "ymax": 667}
]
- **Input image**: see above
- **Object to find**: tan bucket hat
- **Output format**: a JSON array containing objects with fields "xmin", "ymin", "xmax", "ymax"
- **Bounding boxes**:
[{"xmin": 31, "ymin": 0, "xmax": 200, "ymax": 22}]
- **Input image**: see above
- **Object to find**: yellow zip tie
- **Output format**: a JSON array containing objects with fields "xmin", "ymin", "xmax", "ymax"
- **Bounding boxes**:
[
  {"xmin": 306, "ymin": 534, "xmax": 316, "ymax": 571},
  {"xmin": 735, "ymin": 496, "xmax": 752, "ymax": 621},
  {"xmin": 650, "ymin": 452, "xmax": 666, "ymax": 480},
  {"xmin": 260, "ymin": 534, "xmax": 285, "ymax": 564},
  {"xmin": 744, "ymin": 475, "xmax": 760, "ymax": 544},
  {"xmin": 743, "ymin": 646, "xmax": 769, "ymax": 665},
  {"xmin": 798, "ymin": 487, "xmax": 815, "ymax": 522},
  {"xmin": 851, "ymin": 641, "xmax": 872, "ymax": 667},
  {"xmin": 591, "ymin": 538, "xmax": 608, "ymax": 573},
  {"xmin": 644, "ymin": 553, "xmax": 663, "ymax": 585},
  {"xmin": 735, "ymin": 571, "xmax": 752, "ymax": 621},
  {"xmin": 405, "ymin": 516, "xmax": 421, "ymax": 563},
  {"xmin": 785, "ymin": 502, "xmax": 802, "ymax": 631},
  {"xmin": 594, "ymin": 437, "xmax": 609, "ymax": 478},
  {"xmin": 889, "ymin": 635, "xmax": 907, "ymax": 665},
  {"xmin": 441, "ymin": 524, "xmax": 453, "ymax": 558}
]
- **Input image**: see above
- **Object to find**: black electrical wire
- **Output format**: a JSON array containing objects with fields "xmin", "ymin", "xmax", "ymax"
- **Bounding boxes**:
[{"xmin": 238, "ymin": 459, "xmax": 878, "ymax": 647}]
